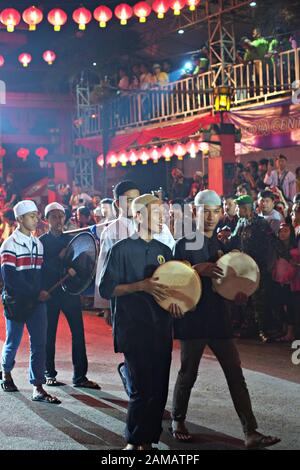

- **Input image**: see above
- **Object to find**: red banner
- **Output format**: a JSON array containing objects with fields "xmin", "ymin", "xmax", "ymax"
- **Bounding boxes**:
[{"xmin": 76, "ymin": 113, "xmax": 220, "ymax": 153}]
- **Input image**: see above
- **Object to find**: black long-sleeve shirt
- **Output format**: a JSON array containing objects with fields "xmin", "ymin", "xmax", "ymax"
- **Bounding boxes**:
[
  {"xmin": 99, "ymin": 236, "xmax": 173, "ymax": 353},
  {"xmin": 173, "ymin": 233, "xmax": 233, "ymax": 340}
]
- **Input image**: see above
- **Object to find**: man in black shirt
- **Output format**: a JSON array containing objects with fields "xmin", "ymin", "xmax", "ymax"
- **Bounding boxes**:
[
  {"xmin": 171, "ymin": 190, "xmax": 280, "ymax": 450},
  {"xmin": 100, "ymin": 194, "xmax": 182, "ymax": 450},
  {"xmin": 40, "ymin": 202, "xmax": 99, "ymax": 389}
]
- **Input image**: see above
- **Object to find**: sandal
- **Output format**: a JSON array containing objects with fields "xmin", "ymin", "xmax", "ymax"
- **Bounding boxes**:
[
  {"xmin": 45, "ymin": 377, "xmax": 65, "ymax": 386},
  {"xmin": 169, "ymin": 426, "xmax": 192, "ymax": 442},
  {"xmin": 245, "ymin": 432, "xmax": 281, "ymax": 449},
  {"xmin": 0, "ymin": 379, "xmax": 18, "ymax": 392},
  {"xmin": 32, "ymin": 392, "xmax": 61, "ymax": 404},
  {"xmin": 73, "ymin": 379, "xmax": 101, "ymax": 390}
]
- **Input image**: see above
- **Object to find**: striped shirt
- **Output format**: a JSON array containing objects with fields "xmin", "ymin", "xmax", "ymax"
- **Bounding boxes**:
[{"xmin": 1, "ymin": 228, "xmax": 43, "ymax": 300}]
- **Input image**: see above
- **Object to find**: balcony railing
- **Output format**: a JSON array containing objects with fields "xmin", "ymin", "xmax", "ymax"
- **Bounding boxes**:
[{"xmin": 77, "ymin": 47, "xmax": 300, "ymax": 138}]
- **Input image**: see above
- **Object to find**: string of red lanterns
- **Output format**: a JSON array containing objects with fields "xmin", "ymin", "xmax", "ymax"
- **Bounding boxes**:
[
  {"xmin": 0, "ymin": 2, "xmax": 200, "ymax": 32},
  {"xmin": 0, "ymin": 146, "xmax": 50, "ymax": 162},
  {"xmin": 96, "ymin": 140, "xmax": 207, "ymax": 168}
]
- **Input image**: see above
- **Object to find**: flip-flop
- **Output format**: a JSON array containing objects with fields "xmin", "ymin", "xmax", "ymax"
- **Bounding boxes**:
[
  {"xmin": 245, "ymin": 435, "xmax": 281, "ymax": 450},
  {"xmin": 1, "ymin": 380, "xmax": 18, "ymax": 392},
  {"xmin": 45, "ymin": 378, "xmax": 66, "ymax": 386},
  {"xmin": 31, "ymin": 393, "xmax": 61, "ymax": 404},
  {"xmin": 169, "ymin": 426, "xmax": 192, "ymax": 442},
  {"xmin": 73, "ymin": 380, "xmax": 101, "ymax": 390}
]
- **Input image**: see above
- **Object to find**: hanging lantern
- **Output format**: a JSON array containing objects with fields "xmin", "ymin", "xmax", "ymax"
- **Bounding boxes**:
[
  {"xmin": 173, "ymin": 142, "xmax": 187, "ymax": 160},
  {"xmin": 48, "ymin": 8, "xmax": 68, "ymax": 32},
  {"xmin": 96, "ymin": 155, "xmax": 104, "ymax": 167},
  {"xmin": 170, "ymin": 0, "xmax": 186, "ymax": 15},
  {"xmin": 161, "ymin": 144, "xmax": 173, "ymax": 162},
  {"xmin": 0, "ymin": 148, "xmax": 6, "ymax": 158},
  {"xmin": 186, "ymin": 140, "xmax": 199, "ymax": 158},
  {"xmin": 114, "ymin": 3, "xmax": 133, "ymax": 25},
  {"xmin": 186, "ymin": 0, "xmax": 200, "ymax": 11},
  {"xmin": 73, "ymin": 7, "xmax": 92, "ymax": 31},
  {"xmin": 35, "ymin": 147, "xmax": 48, "ymax": 161},
  {"xmin": 107, "ymin": 151, "xmax": 118, "ymax": 167},
  {"xmin": 213, "ymin": 86, "xmax": 233, "ymax": 112},
  {"xmin": 128, "ymin": 150, "xmax": 138, "ymax": 166},
  {"xmin": 18, "ymin": 53, "xmax": 32, "ymax": 68},
  {"xmin": 152, "ymin": 0, "xmax": 169, "ymax": 19},
  {"xmin": 93, "ymin": 6, "xmax": 113, "ymax": 28},
  {"xmin": 150, "ymin": 147, "xmax": 161, "ymax": 163},
  {"xmin": 0, "ymin": 8, "xmax": 21, "ymax": 32},
  {"xmin": 133, "ymin": 2, "xmax": 152, "ymax": 23},
  {"xmin": 139, "ymin": 148, "xmax": 150, "ymax": 165},
  {"xmin": 22, "ymin": 6, "xmax": 43, "ymax": 31},
  {"xmin": 43, "ymin": 50, "xmax": 56, "ymax": 65},
  {"xmin": 118, "ymin": 151, "xmax": 128, "ymax": 167},
  {"xmin": 17, "ymin": 148, "xmax": 30, "ymax": 161},
  {"xmin": 0, "ymin": 56, "xmax": 5, "ymax": 67}
]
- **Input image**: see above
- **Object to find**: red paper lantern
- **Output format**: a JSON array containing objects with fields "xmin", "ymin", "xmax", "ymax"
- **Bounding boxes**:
[
  {"xmin": 114, "ymin": 3, "xmax": 133, "ymax": 25},
  {"xmin": 107, "ymin": 151, "xmax": 118, "ymax": 167},
  {"xmin": 96, "ymin": 155, "xmax": 104, "ymax": 167},
  {"xmin": 186, "ymin": 140, "xmax": 199, "ymax": 158},
  {"xmin": 48, "ymin": 8, "xmax": 68, "ymax": 32},
  {"xmin": 173, "ymin": 142, "xmax": 187, "ymax": 160},
  {"xmin": 128, "ymin": 150, "xmax": 138, "ymax": 166},
  {"xmin": 118, "ymin": 151, "xmax": 128, "ymax": 167},
  {"xmin": 22, "ymin": 6, "xmax": 43, "ymax": 31},
  {"xmin": 139, "ymin": 148, "xmax": 150, "ymax": 165},
  {"xmin": 73, "ymin": 7, "xmax": 92, "ymax": 30},
  {"xmin": 152, "ymin": 0, "xmax": 169, "ymax": 19},
  {"xmin": 0, "ymin": 148, "xmax": 6, "ymax": 158},
  {"xmin": 133, "ymin": 2, "xmax": 152, "ymax": 23},
  {"xmin": 18, "ymin": 53, "xmax": 32, "ymax": 68},
  {"xmin": 186, "ymin": 0, "xmax": 200, "ymax": 11},
  {"xmin": 170, "ymin": 0, "xmax": 186, "ymax": 15},
  {"xmin": 43, "ymin": 50, "xmax": 56, "ymax": 65},
  {"xmin": 35, "ymin": 147, "xmax": 48, "ymax": 161},
  {"xmin": 161, "ymin": 144, "xmax": 173, "ymax": 161},
  {"xmin": 150, "ymin": 147, "xmax": 161, "ymax": 163},
  {"xmin": 93, "ymin": 6, "xmax": 113, "ymax": 28},
  {"xmin": 0, "ymin": 8, "xmax": 21, "ymax": 32},
  {"xmin": 17, "ymin": 148, "xmax": 30, "ymax": 161},
  {"xmin": 0, "ymin": 55, "xmax": 5, "ymax": 67}
]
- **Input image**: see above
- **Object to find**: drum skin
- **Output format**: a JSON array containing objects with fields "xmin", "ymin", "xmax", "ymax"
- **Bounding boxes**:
[
  {"xmin": 152, "ymin": 260, "xmax": 202, "ymax": 314},
  {"xmin": 61, "ymin": 232, "xmax": 97, "ymax": 295},
  {"xmin": 212, "ymin": 252, "xmax": 260, "ymax": 301}
]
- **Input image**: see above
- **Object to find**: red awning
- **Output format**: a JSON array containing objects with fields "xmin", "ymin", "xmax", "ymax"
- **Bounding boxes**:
[{"xmin": 75, "ymin": 113, "xmax": 220, "ymax": 154}]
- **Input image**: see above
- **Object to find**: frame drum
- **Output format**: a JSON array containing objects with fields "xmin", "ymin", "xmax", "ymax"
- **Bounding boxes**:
[
  {"xmin": 152, "ymin": 261, "xmax": 202, "ymax": 314},
  {"xmin": 212, "ymin": 252, "xmax": 260, "ymax": 300}
]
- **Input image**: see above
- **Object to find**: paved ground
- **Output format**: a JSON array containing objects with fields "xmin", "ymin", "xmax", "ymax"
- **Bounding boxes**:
[{"xmin": 0, "ymin": 309, "xmax": 299, "ymax": 451}]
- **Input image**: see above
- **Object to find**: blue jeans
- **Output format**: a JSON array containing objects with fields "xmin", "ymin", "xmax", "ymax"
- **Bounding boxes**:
[{"xmin": 1, "ymin": 303, "xmax": 47, "ymax": 386}]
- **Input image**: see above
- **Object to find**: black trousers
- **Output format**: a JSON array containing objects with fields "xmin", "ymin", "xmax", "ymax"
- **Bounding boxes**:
[
  {"xmin": 45, "ymin": 293, "xmax": 88, "ymax": 384},
  {"xmin": 172, "ymin": 338, "xmax": 258, "ymax": 434},
  {"xmin": 124, "ymin": 330, "xmax": 172, "ymax": 446}
]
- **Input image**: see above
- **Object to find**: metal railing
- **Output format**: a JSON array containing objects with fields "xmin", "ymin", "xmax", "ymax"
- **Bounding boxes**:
[{"xmin": 77, "ymin": 47, "xmax": 300, "ymax": 137}]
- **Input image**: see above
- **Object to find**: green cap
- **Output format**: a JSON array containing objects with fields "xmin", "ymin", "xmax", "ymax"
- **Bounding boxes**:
[{"xmin": 235, "ymin": 195, "xmax": 253, "ymax": 206}]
